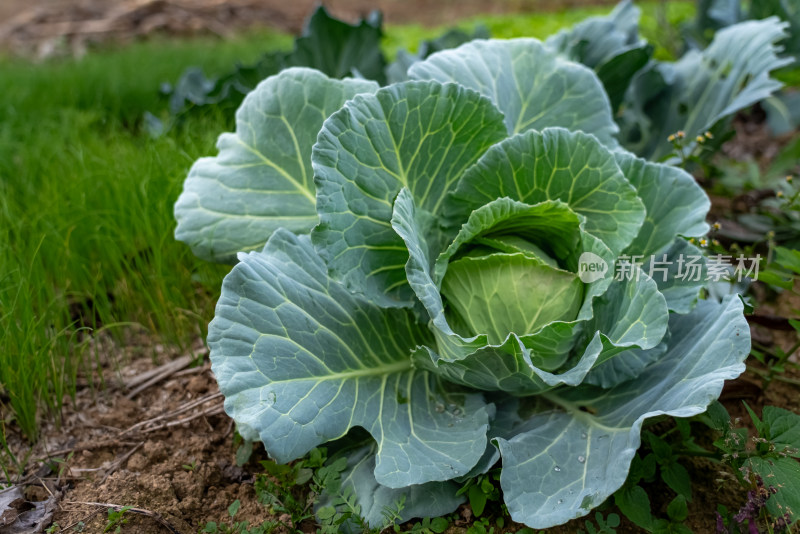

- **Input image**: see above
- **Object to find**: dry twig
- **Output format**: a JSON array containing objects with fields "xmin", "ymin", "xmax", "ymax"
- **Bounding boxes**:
[{"xmin": 62, "ymin": 501, "xmax": 183, "ymax": 534}]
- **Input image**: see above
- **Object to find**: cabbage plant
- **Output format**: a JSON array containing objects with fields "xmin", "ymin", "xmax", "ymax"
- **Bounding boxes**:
[{"xmin": 174, "ymin": 38, "xmax": 764, "ymax": 529}]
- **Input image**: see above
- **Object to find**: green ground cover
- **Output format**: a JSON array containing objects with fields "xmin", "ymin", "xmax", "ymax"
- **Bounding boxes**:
[{"xmin": 0, "ymin": 2, "xmax": 694, "ymax": 446}]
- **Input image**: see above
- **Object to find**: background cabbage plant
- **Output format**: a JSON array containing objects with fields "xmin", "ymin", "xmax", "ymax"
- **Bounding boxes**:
[{"xmin": 174, "ymin": 35, "xmax": 769, "ymax": 529}]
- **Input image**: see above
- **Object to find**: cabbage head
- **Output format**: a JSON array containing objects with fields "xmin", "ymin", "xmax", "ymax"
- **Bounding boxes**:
[{"xmin": 174, "ymin": 38, "xmax": 765, "ymax": 529}]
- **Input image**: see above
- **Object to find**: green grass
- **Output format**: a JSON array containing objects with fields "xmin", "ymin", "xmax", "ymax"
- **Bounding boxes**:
[
  {"xmin": 0, "ymin": 29, "xmax": 290, "ymax": 442},
  {"xmin": 382, "ymin": 1, "xmax": 695, "ymax": 60},
  {"xmin": 0, "ymin": 2, "xmax": 697, "ymax": 450}
]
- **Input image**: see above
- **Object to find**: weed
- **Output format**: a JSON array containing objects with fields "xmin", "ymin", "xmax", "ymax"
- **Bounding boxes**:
[
  {"xmin": 716, "ymin": 476, "xmax": 793, "ymax": 533},
  {"xmin": 458, "ymin": 471, "xmax": 501, "ymax": 518},
  {"xmin": 397, "ymin": 516, "xmax": 450, "ymax": 533},
  {"xmin": 578, "ymin": 512, "xmax": 621, "ymax": 534},
  {"xmin": 0, "ymin": 28, "xmax": 294, "ymax": 445},
  {"xmin": 201, "ymin": 497, "xmax": 280, "ymax": 533},
  {"xmin": 103, "ymin": 506, "xmax": 132, "ymax": 533}
]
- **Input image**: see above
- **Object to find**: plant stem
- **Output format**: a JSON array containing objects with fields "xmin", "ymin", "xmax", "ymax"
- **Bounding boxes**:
[{"xmin": 748, "ymin": 367, "xmax": 800, "ymax": 388}]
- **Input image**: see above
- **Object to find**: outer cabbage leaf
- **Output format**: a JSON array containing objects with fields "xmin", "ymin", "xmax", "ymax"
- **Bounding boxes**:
[
  {"xmin": 408, "ymin": 38, "xmax": 619, "ymax": 146},
  {"xmin": 544, "ymin": 0, "xmax": 651, "ymax": 109},
  {"xmin": 545, "ymin": 0, "xmax": 642, "ymax": 69},
  {"xmin": 317, "ymin": 441, "xmax": 465, "ymax": 531},
  {"xmin": 174, "ymin": 68, "xmax": 378, "ymax": 262},
  {"xmin": 165, "ymin": 7, "xmax": 386, "ymax": 117},
  {"xmin": 619, "ymin": 18, "xmax": 791, "ymax": 159},
  {"xmin": 583, "ymin": 341, "xmax": 669, "ymax": 389},
  {"xmin": 494, "ymin": 296, "xmax": 749, "ymax": 528},
  {"xmin": 614, "ymin": 151, "xmax": 709, "ymax": 258},
  {"xmin": 288, "ymin": 7, "xmax": 386, "ymax": 84},
  {"xmin": 750, "ymin": 0, "xmax": 800, "ymax": 62},
  {"xmin": 209, "ymin": 229, "xmax": 491, "ymax": 487},
  {"xmin": 312, "ymin": 80, "xmax": 507, "ymax": 307},
  {"xmin": 640, "ymin": 239, "xmax": 708, "ymax": 314},
  {"xmin": 385, "ymin": 26, "xmax": 491, "ymax": 84}
]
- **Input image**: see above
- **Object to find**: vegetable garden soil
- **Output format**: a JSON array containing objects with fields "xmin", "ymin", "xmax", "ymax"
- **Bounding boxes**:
[
  {"xmin": 3, "ymin": 288, "xmax": 797, "ymax": 534},
  {"xmin": 0, "ymin": 0, "xmax": 618, "ymax": 28}
]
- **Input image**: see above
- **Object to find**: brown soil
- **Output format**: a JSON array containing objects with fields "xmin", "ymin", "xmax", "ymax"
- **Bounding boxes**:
[
  {"xmin": 1, "ymin": 313, "xmax": 797, "ymax": 534},
  {"xmin": 1, "ymin": 336, "xmax": 283, "ymax": 534},
  {"xmin": 0, "ymin": 0, "xmax": 618, "ymax": 29}
]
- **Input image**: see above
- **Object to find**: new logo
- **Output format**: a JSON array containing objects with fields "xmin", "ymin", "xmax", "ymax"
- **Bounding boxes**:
[{"xmin": 578, "ymin": 252, "xmax": 608, "ymax": 283}]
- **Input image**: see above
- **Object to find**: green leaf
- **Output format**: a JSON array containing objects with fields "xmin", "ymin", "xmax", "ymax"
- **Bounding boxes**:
[
  {"xmin": 468, "ymin": 485, "xmax": 488, "ymax": 517},
  {"xmin": 317, "ymin": 442, "xmax": 464, "ymax": 529},
  {"xmin": 581, "ymin": 268, "xmax": 670, "ymax": 388},
  {"xmin": 312, "ymin": 80, "xmax": 507, "ymax": 307},
  {"xmin": 386, "ymin": 25, "xmax": 491, "ymax": 84},
  {"xmin": 661, "ymin": 462, "xmax": 692, "ymax": 502},
  {"xmin": 619, "ymin": 18, "xmax": 791, "ymax": 159},
  {"xmin": 235, "ymin": 439, "xmax": 253, "ymax": 467},
  {"xmin": 409, "ymin": 38, "xmax": 619, "ymax": 146},
  {"xmin": 166, "ymin": 6, "xmax": 386, "ymax": 115},
  {"xmin": 175, "ymin": 68, "xmax": 378, "ymax": 262},
  {"xmin": 606, "ymin": 513, "xmax": 621, "ymax": 528},
  {"xmin": 743, "ymin": 401, "xmax": 764, "ymax": 434},
  {"xmin": 761, "ymin": 406, "xmax": 800, "ymax": 458},
  {"xmin": 430, "ymin": 516, "xmax": 450, "ymax": 532},
  {"xmin": 209, "ymin": 230, "xmax": 490, "ymax": 487},
  {"xmin": 749, "ymin": 0, "xmax": 800, "ymax": 60},
  {"xmin": 666, "ymin": 495, "xmax": 688, "ymax": 522},
  {"xmin": 647, "ymin": 432, "xmax": 674, "ymax": 460},
  {"xmin": 615, "ymin": 485, "xmax": 653, "ymax": 530},
  {"xmin": 595, "ymin": 48, "xmax": 652, "ymax": 110},
  {"xmin": 584, "ymin": 342, "xmax": 667, "ymax": 389},
  {"xmin": 774, "ymin": 246, "xmax": 800, "ymax": 276},
  {"xmin": 639, "ymin": 240, "xmax": 708, "ymax": 314},
  {"xmin": 747, "ymin": 456, "xmax": 800, "ymax": 523},
  {"xmin": 493, "ymin": 296, "xmax": 749, "ymax": 529},
  {"xmin": 450, "ymin": 129, "xmax": 645, "ymax": 257},
  {"xmin": 614, "ymin": 152, "xmax": 710, "ymax": 258},
  {"xmin": 228, "ymin": 499, "xmax": 241, "ymax": 518},
  {"xmin": 288, "ymin": 7, "xmax": 386, "ymax": 84},
  {"xmin": 704, "ymin": 401, "xmax": 731, "ymax": 432},
  {"xmin": 544, "ymin": 0, "xmax": 651, "ymax": 109},
  {"xmin": 763, "ymin": 92, "xmax": 800, "ymax": 136}
]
